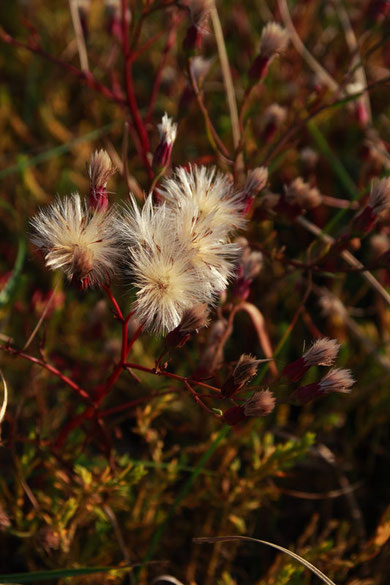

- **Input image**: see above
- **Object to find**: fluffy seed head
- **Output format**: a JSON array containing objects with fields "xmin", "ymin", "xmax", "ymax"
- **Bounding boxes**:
[
  {"xmin": 260, "ymin": 22, "xmax": 289, "ymax": 59},
  {"xmin": 319, "ymin": 368, "xmax": 355, "ymax": 394},
  {"xmin": 303, "ymin": 338, "xmax": 340, "ymax": 367},
  {"xmin": 158, "ymin": 165, "xmax": 247, "ymax": 237},
  {"xmin": 129, "ymin": 240, "xmax": 207, "ymax": 335},
  {"xmin": 30, "ymin": 194, "xmax": 120, "ymax": 288},
  {"xmin": 285, "ymin": 178, "xmax": 322, "ymax": 209},
  {"xmin": 172, "ymin": 197, "xmax": 240, "ymax": 294},
  {"xmin": 243, "ymin": 389, "xmax": 276, "ymax": 416}
]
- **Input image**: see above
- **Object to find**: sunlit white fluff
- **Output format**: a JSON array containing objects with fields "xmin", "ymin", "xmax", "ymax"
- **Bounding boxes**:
[
  {"xmin": 173, "ymin": 198, "xmax": 239, "ymax": 293},
  {"xmin": 158, "ymin": 165, "xmax": 246, "ymax": 237},
  {"xmin": 30, "ymin": 194, "xmax": 120, "ymax": 286},
  {"xmin": 129, "ymin": 238, "xmax": 208, "ymax": 335},
  {"xmin": 117, "ymin": 195, "xmax": 173, "ymax": 251}
]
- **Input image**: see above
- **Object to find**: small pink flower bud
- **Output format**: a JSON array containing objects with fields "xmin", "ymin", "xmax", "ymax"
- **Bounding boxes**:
[
  {"xmin": 192, "ymin": 318, "xmax": 227, "ymax": 379},
  {"xmin": 282, "ymin": 338, "xmax": 340, "ymax": 382},
  {"xmin": 153, "ymin": 113, "xmax": 178, "ymax": 169},
  {"xmin": 88, "ymin": 149, "xmax": 116, "ymax": 211},
  {"xmin": 293, "ymin": 368, "xmax": 354, "ymax": 404},
  {"xmin": 222, "ymin": 354, "xmax": 261, "ymax": 397}
]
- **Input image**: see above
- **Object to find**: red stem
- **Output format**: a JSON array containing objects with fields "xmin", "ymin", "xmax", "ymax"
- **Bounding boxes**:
[
  {"xmin": 145, "ymin": 16, "xmax": 180, "ymax": 124},
  {"xmin": 121, "ymin": 0, "xmax": 153, "ymax": 180},
  {"xmin": 124, "ymin": 361, "xmax": 221, "ymax": 393},
  {"xmin": 0, "ymin": 344, "xmax": 92, "ymax": 403},
  {"xmin": 103, "ymin": 285, "xmax": 125, "ymax": 322}
]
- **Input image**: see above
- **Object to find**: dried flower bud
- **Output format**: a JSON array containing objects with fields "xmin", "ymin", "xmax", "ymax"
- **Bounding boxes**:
[
  {"xmin": 241, "ymin": 167, "xmax": 268, "ymax": 214},
  {"xmin": 259, "ymin": 22, "xmax": 289, "ymax": 59},
  {"xmin": 300, "ymin": 147, "xmax": 319, "ymax": 169},
  {"xmin": 293, "ymin": 368, "xmax": 354, "ymax": 404},
  {"xmin": 193, "ymin": 318, "xmax": 227, "ymax": 379},
  {"xmin": 285, "ymin": 178, "xmax": 322, "ymax": 210},
  {"xmin": 282, "ymin": 338, "xmax": 340, "ymax": 382},
  {"xmin": 262, "ymin": 104, "xmax": 287, "ymax": 142},
  {"xmin": 165, "ymin": 304, "xmax": 210, "ymax": 348},
  {"xmin": 153, "ymin": 113, "xmax": 178, "ymax": 169},
  {"xmin": 223, "ymin": 389, "xmax": 275, "ymax": 425},
  {"xmin": 233, "ymin": 248, "xmax": 263, "ymax": 301},
  {"xmin": 243, "ymin": 389, "xmax": 276, "ymax": 416},
  {"xmin": 222, "ymin": 354, "xmax": 261, "ymax": 397},
  {"xmin": 249, "ymin": 23, "xmax": 288, "ymax": 82},
  {"xmin": 352, "ymin": 178, "xmax": 390, "ymax": 235},
  {"xmin": 183, "ymin": 0, "xmax": 212, "ymax": 53},
  {"xmin": 88, "ymin": 149, "xmax": 116, "ymax": 211},
  {"xmin": 318, "ymin": 291, "xmax": 347, "ymax": 321}
]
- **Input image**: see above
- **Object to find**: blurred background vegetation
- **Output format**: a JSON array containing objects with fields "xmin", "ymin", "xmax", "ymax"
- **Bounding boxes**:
[{"xmin": 1, "ymin": 1, "xmax": 390, "ymax": 583}]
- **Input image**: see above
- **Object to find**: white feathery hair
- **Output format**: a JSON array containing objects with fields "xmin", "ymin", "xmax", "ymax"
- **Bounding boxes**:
[
  {"xmin": 30, "ymin": 193, "xmax": 121, "ymax": 286},
  {"xmin": 117, "ymin": 194, "xmax": 174, "ymax": 251},
  {"xmin": 173, "ymin": 198, "xmax": 240, "ymax": 294},
  {"xmin": 118, "ymin": 195, "xmax": 214, "ymax": 334},
  {"xmin": 129, "ymin": 237, "xmax": 209, "ymax": 335},
  {"xmin": 158, "ymin": 165, "xmax": 247, "ymax": 237}
]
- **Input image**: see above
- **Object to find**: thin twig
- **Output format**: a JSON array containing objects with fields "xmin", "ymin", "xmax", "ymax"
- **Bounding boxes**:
[
  {"xmin": 23, "ymin": 281, "xmax": 61, "ymax": 351},
  {"xmin": 68, "ymin": 0, "xmax": 89, "ymax": 73},
  {"xmin": 334, "ymin": 0, "xmax": 372, "ymax": 122},
  {"xmin": 297, "ymin": 215, "xmax": 390, "ymax": 306},
  {"xmin": 278, "ymin": 0, "xmax": 340, "ymax": 92},
  {"xmin": 210, "ymin": 5, "xmax": 240, "ymax": 150},
  {"xmin": 187, "ymin": 59, "xmax": 232, "ymax": 160},
  {"xmin": 0, "ymin": 344, "xmax": 92, "ymax": 403}
]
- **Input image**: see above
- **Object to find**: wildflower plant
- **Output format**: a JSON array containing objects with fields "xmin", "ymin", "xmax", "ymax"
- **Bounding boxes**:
[{"xmin": 1, "ymin": 1, "xmax": 390, "ymax": 583}]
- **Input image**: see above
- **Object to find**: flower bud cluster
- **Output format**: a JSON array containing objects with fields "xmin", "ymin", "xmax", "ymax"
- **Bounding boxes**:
[{"xmin": 282, "ymin": 338, "xmax": 340, "ymax": 382}]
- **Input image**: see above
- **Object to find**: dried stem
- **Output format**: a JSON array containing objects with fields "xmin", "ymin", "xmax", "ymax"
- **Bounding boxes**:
[{"xmin": 68, "ymin": 0, "xmax": 89, "ymax": 73}]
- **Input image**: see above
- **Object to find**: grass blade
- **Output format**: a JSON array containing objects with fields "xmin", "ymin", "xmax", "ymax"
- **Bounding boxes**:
[{"xmin": 194, "ymin": 535, "xmax": 337, "ymax": 585}]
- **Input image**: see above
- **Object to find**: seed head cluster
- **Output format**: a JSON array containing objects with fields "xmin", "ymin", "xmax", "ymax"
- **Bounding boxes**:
[
  {"xmin": 118, "ymin": 165, "xmax": 246, "ymax": 334},
  {"xmin": 30, "ymin": 193, "xmax": 121, "ymax": 288}
]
